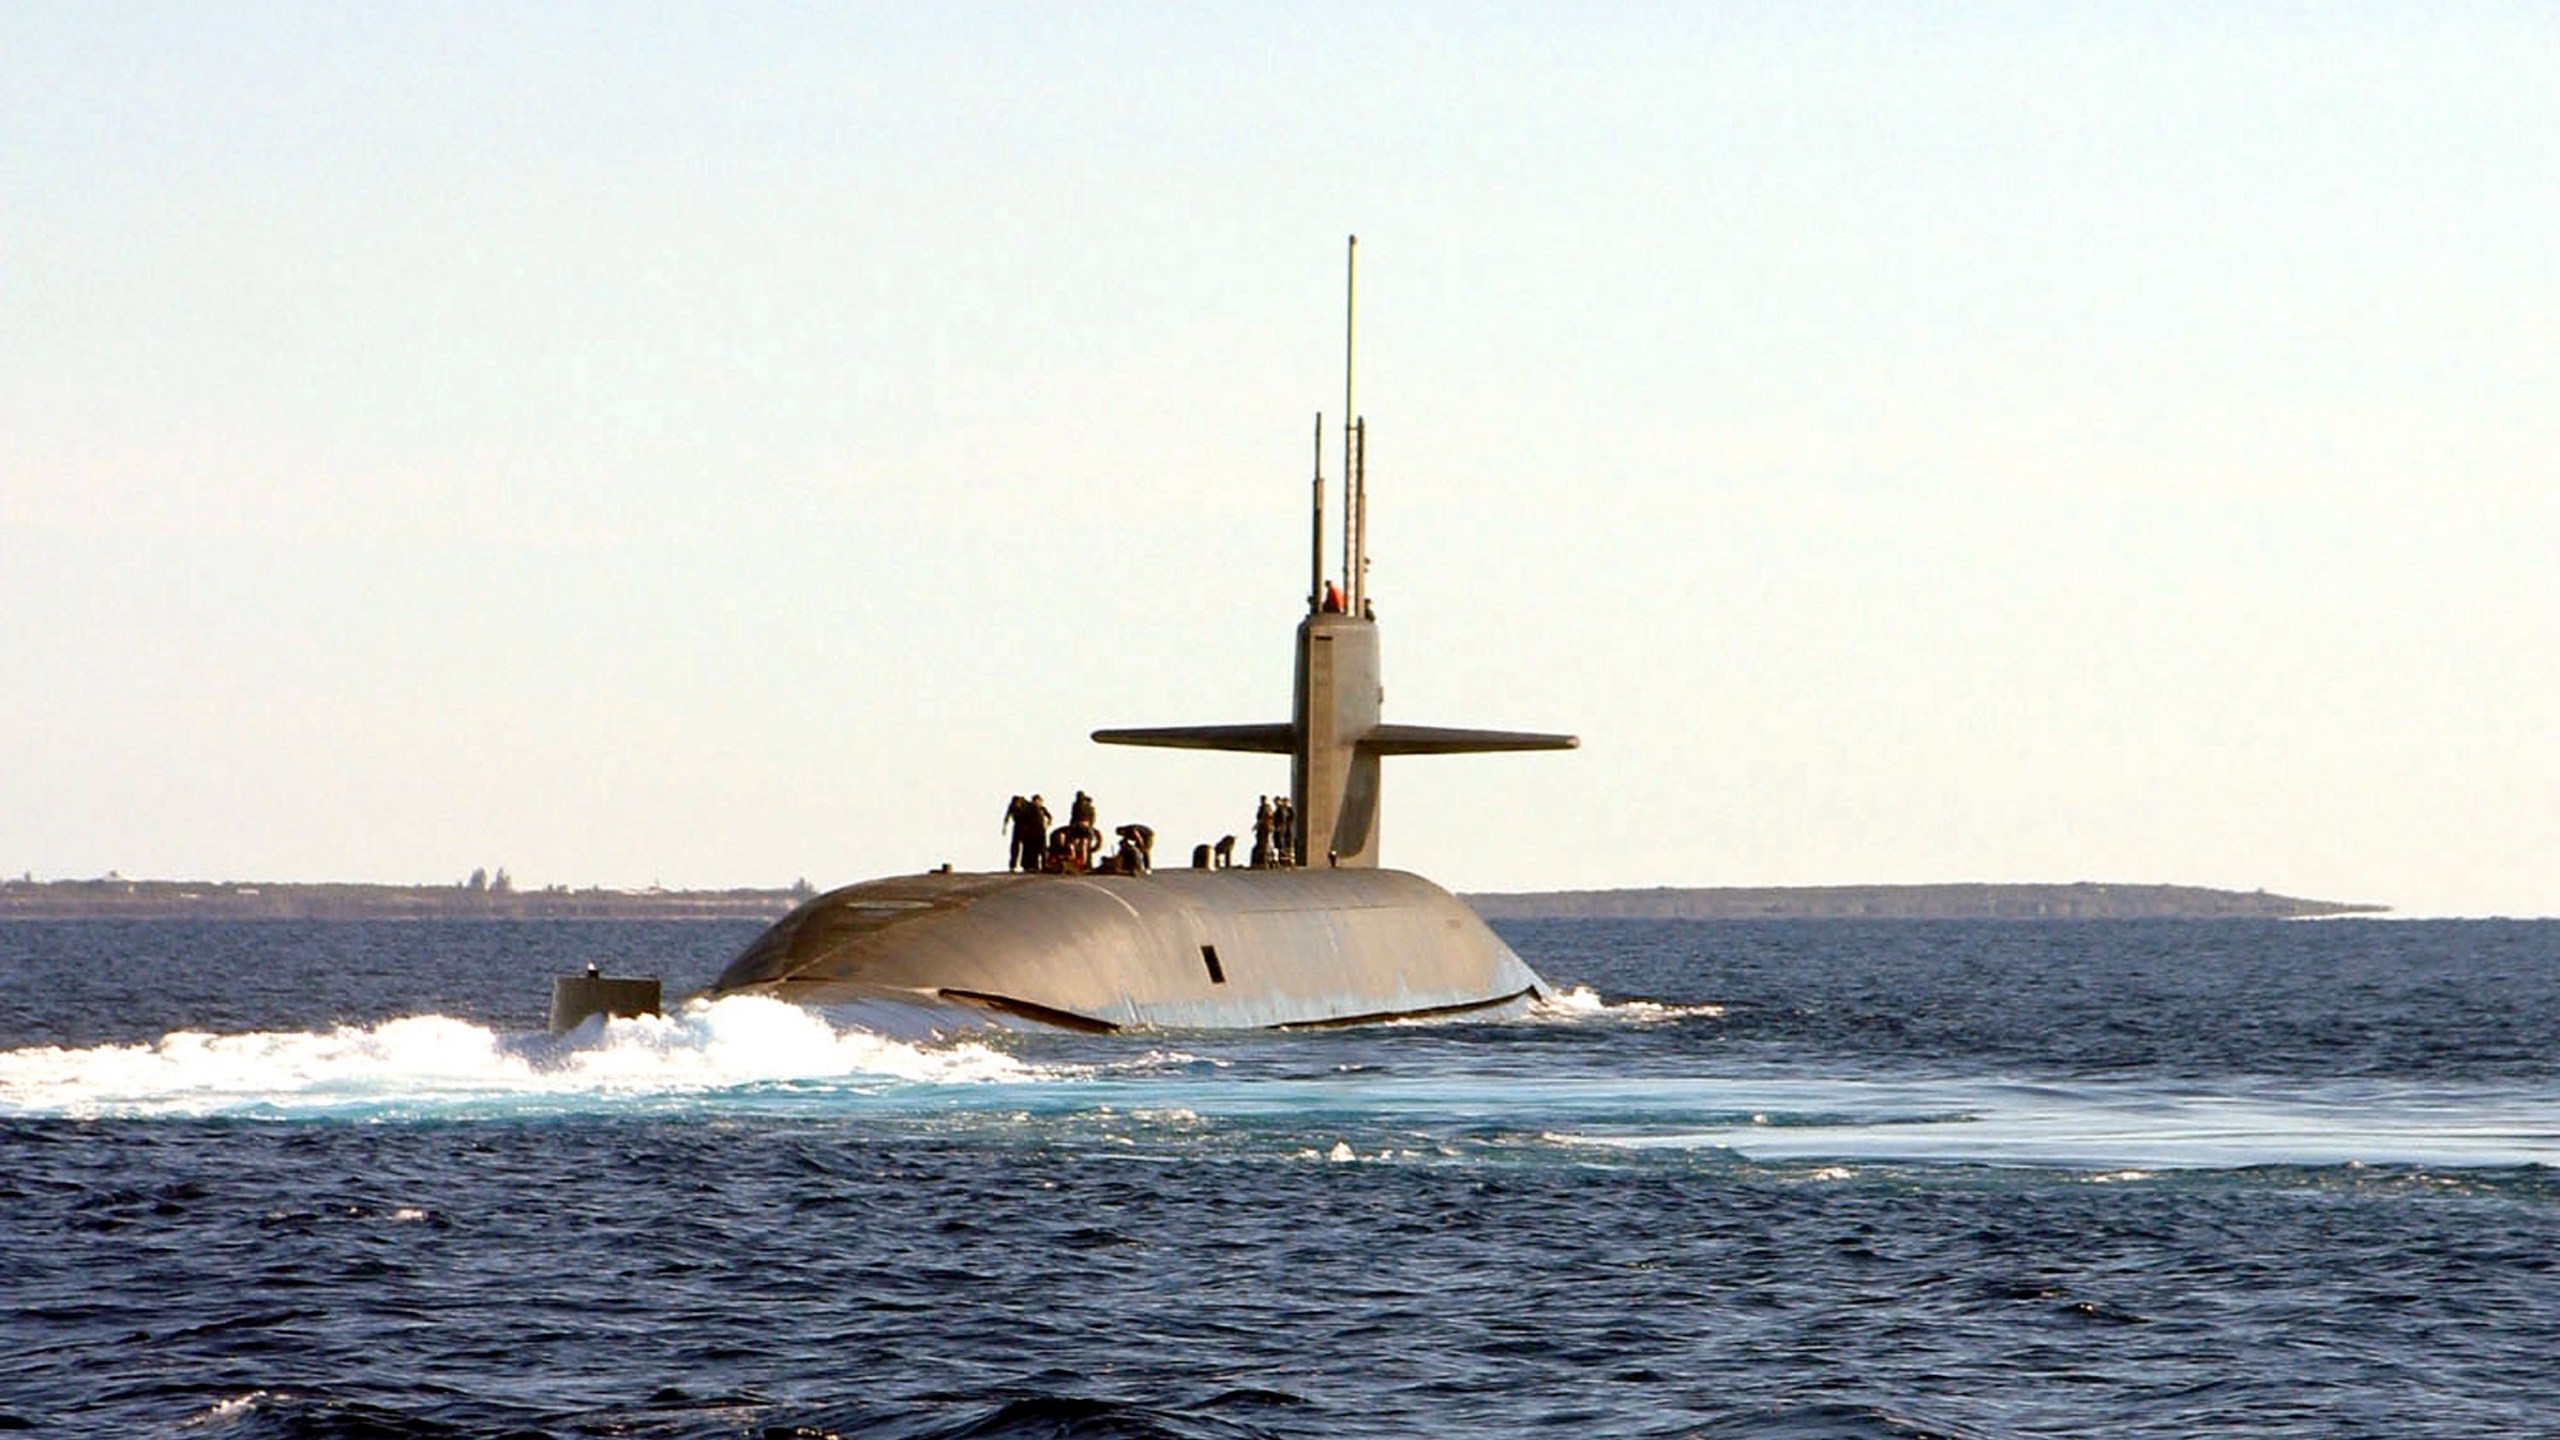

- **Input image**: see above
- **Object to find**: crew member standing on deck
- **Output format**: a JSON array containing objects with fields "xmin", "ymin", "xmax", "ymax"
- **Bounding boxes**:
[
  {"xmin": 1273, "ymin": 796, "xmax": 1296, "ymax": 867},
  {"xmin": 1251, "ymin": 796, "xmax": 1273, "ymax": 869},
  {"xmin": 1004, "ymin": 794, "xmax": 1049, "ymax": 873}
]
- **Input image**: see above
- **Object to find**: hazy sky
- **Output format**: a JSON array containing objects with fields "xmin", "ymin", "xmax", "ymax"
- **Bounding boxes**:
[{"xmin": 4, "ymin": 5, "xmax": 2552, "ymax": 916}]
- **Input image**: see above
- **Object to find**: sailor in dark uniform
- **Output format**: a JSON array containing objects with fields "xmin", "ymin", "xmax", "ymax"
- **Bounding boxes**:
[
  {"xmin": 1111, "ymin": 823, "xmax": 1155, "ymax": 874},
  {"xmin": 1004, "ymin": 795, "xmax": 1049, "ymax": 872}
]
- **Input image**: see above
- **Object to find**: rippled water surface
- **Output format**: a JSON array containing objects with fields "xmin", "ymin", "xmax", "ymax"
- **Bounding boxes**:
[{"xmin": 3, "ymin": 917, "xmax": 2554, "ymax": 1437}]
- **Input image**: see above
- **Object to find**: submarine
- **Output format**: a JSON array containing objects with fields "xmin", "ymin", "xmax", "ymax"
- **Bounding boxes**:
[{"xmin": 698, "ymin": 241, "xmax": 1577, "ymax": 1032}]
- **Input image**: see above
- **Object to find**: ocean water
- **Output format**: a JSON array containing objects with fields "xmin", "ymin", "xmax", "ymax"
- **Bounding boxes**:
[{"xmin": 1, "ymin": 917, "xmax": 2553, "ymax": 1438}]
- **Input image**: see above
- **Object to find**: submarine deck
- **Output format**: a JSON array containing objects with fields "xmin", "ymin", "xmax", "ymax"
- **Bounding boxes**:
[{"xmin": 710, "ymin": 867, "xmax": 1545, "ymax": 1031}]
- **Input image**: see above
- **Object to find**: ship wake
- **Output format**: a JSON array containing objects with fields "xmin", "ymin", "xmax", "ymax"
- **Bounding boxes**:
[{"xmin": 0, "ymin": 996, "xmax": 1057, "ymax": 1120}]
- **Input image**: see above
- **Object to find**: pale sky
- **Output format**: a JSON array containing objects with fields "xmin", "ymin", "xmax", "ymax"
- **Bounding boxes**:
[{"xmin": 4, "ymin": 5, "xmax": 2553, "ymax": 916}]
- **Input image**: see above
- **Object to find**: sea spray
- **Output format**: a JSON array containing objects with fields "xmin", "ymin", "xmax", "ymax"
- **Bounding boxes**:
[{"xmin": 0, "ymin": 995, "xmax": 1041, "ymax": 1120}]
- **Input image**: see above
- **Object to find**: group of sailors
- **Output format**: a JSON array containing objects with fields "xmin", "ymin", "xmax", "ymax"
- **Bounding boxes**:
[
  {"xmin": 1003, "ymin": 792, "xmax": 1153, "ymax": 876},
  {"xmin": 1248, "ymin": 794, "xmax": 1298, "ymax": 869},
  {"xmin": 1000, "ymin": 790, "xmax": 1307, "ymax": 876}
]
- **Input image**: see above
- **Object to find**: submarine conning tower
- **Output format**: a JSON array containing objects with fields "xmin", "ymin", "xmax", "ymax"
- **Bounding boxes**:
[
  {"xmin": 703, "ymin": 239, "xmax": 1576, "ymax": 1031},
  {"xmin": 1091, "ymin": 236, "xmax": 1575, "ymax": 866}
]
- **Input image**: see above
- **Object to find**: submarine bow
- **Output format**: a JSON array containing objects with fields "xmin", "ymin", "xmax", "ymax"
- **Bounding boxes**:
[{"xmin": 711, "ymin": 867, "xmax": 1544, "ymax": 1031}]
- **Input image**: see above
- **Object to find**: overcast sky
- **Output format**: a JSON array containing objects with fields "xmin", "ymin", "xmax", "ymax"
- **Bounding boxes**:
[{"xmin": 4, "ymin": 4, "xmax": 2552, "ymax": 916}]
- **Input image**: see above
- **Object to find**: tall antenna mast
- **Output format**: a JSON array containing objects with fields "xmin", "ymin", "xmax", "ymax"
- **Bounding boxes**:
[
  {"xmin": 1308, "ymin": 413, "xmax": 1325, "ymax": 612},
  {"xmin": 1353, "ymin": 417, "xmax": 1368, "ymax": 615},
  {"xmin": 1342, "ymin": 235, "xmax": 1358, "ymax": 609}
]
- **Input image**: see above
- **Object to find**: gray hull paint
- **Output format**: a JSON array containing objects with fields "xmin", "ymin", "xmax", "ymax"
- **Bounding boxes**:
[{"xmin": 709, "ymin": 868, "xmax": 1545, "ymax": 1030}]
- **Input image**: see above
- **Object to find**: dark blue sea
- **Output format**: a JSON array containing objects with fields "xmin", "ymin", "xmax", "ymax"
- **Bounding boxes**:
[{"xmin": 3, "ymin": 918, "xmax": 2554, "ymax": 1438}]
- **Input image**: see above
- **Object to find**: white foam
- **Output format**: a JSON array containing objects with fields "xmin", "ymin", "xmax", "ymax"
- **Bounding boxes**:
[
  {"xmin": 1529, "ymin": 985, "xmax": 1725, "ymax": 1024},
  {"xmin": 1531, "ymin": 1075, "xmax": 2560, "ymax": 1171},
  {"xmin": 190, "ymin": 1391, "xmax": 270, "ymax": 1424},
  {"xmin": 0, "ymin": 995, "xmax": 1042, "ymax": 1119}
]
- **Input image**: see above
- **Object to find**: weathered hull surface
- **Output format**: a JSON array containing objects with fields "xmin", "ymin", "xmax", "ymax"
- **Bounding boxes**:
[{"xmin": 709, "ymin": 868, "xmax": 1546, "ymax": 1030}]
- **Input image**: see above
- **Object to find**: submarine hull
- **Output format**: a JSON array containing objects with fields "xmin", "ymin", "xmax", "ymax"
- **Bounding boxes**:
[{"xmin": 709, "ymin": 868, "xmax": 1545, "ymax": 1031}]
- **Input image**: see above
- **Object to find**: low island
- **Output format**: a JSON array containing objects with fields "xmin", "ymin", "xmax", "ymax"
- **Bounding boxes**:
[{"xmin": 1465, "ymin": 882, "xmax": 2385, "ymax": 920}]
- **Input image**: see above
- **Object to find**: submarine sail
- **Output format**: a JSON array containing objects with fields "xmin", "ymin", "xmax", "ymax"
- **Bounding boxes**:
[{"xmin": 707, "ymin": 239, "xmax": 1575, "ymax": 1030}]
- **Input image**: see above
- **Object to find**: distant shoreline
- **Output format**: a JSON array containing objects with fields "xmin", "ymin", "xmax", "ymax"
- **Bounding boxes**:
[
  {"xmin": 1465, "ymin": 882, "xmax": 2386, "ymax": 920},
  {"xmin": 0, "ymin": 879, "xmax": 802, "ymax": 922},
  {"xmin": 0, "ymin": 876, "xmax": 2383, "ymax": 921}
]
